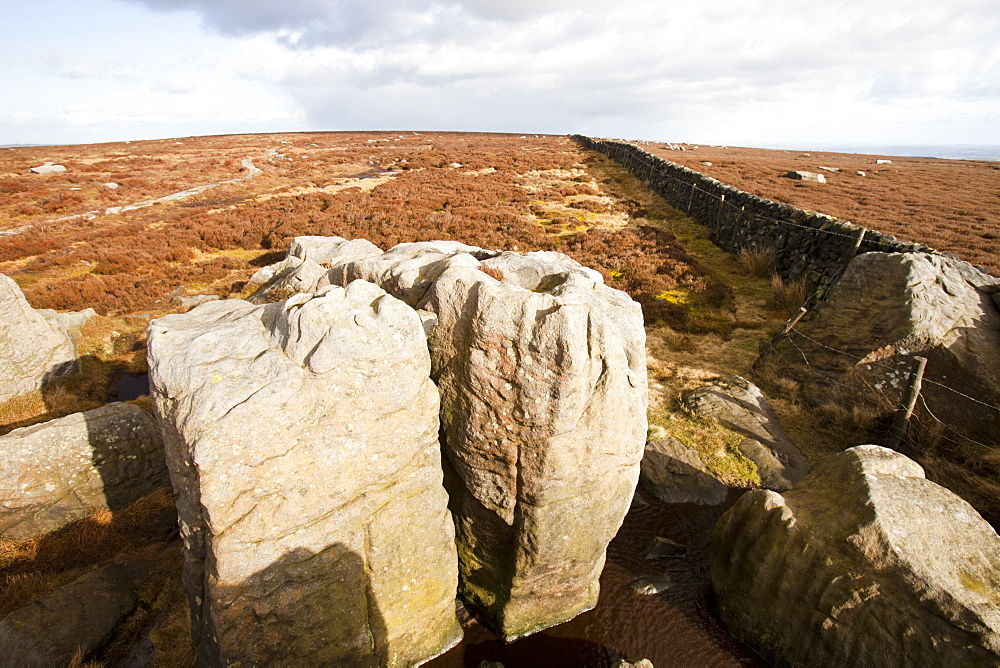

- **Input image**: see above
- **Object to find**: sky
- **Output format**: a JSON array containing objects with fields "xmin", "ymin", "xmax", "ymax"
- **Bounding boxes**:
[{"xmin": 2, "ymin": 0, "xmax": 999, "ymax": 149}]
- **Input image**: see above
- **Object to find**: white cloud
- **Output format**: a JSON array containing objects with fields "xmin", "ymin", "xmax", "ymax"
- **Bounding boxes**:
[{"xmin": 2, "ymin": 0, "xmax": 998, "ymax": 145}]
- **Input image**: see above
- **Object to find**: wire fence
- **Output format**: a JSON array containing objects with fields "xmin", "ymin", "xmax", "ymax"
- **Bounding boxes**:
[{"xmin": 592, "ymin": 136, "xmax": 1000, "ymax": 459}]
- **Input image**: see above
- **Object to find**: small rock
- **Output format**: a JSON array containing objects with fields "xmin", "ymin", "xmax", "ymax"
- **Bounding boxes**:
[
  {"xmin": 29, "ymin": 162, "xmax": 66, "ymax": 174},
  {"xmin": 857, "ymin": 170, "xmax": 867, "ymax": 176},
  {"xmin": 646, "ymin": 536, "xmax": 688, "ymax": 559},
  {"xmin": 0, "ymin": 561, "xmax": 146, "ymax": 666},
  {"xmin": 817, "ymin": 166, "xmax": 840, "ymax": 172},
  {"xmin": 629, "ymin": 574, "xmax": 673, "ymax": 595},
  {"xmin": 681, "ymin": 376, "xmax": 810, "ymax": 491},
  {"xmin": 449, "ymin": 162, "xmax": 463, "ymax": 168},
  {"xmin": 176, "ymin": 294, "xmax": 220, "ymax": 309},
  {"xmin": 876, "ymin": 159, "xmax": 893, "ymax": 165},
  {"xmin": 785, "ymin": 170, "xmax": 827, "ymax": 183},
  {"xmin": 613, "ymin": 659, "xmax": 655, "ymax": 668},
  {"xmin": 103, "ymin": 182, "xmax": 119, "ymax": 189},
  {"xmin": 700, "ymin": 161, "xmax": 713, "ymax": 167},
  {"xmin": 640, "ymin": 437, "xmax": 728, "ymax": 505}
]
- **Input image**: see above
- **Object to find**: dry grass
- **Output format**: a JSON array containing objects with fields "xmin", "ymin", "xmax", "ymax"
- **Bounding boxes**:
[
  {"xmin": 770, "ymin": 274, "xmax": 807, "ymax": 309},
  {"xmin": 737, "ymin": 246, "xmax": 776, "ymax": 278}
]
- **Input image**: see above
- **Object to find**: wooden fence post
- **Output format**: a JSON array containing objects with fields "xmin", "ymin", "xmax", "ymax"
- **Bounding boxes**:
[
  {"xmin": 687, "ymin": 183, "xmax": 696, "ymax": 214},
  {"xmin": 886, "ymin": 356, "xmax": 928, "ymax": 452}
]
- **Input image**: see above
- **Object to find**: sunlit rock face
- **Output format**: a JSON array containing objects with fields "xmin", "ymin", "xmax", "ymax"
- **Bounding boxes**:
[
  {"xmin": 147, "ymin": 281, "xmax": 461, "ymax": 667},
  {"xmin": 333, "ymin": 242, "xmax": 648, "ymax": 640},
  {"xmin": 711, "ymin": 445, "xmax": 1000, "ymax": 667}
]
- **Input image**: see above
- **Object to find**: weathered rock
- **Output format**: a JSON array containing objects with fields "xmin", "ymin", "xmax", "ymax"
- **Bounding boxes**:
[
  {"xmin": 176, "ymin": 294, "xmax": 219, "ymax": 309},
  {"xmin": 756, "ymin": 252, "xmax": 1000, "ymax": 446},
  {"xmin": 147, "ymin": 282, "xmax": 461, "ymax": 666},
  {"xmin": 0, "ymin": 273, "xmax": 77, "ymax": 404},
  {"xmin": 640, "ymin": 437, "xmax": 728, "ymax": 504},
  {"xmin": 681, "ymin": 377, "xmax": 810, "ymax": 491},
  {"xmin": 330, "ymin": 243, "xmax": 646, "ymax": 640},
  {"xmin": 36, "ymin": 307, "xmax": 96, "ymax": 341},
  {"xmin": 247, "ymin": 257, "xmax": 326, "ymax": 304},
  {"xmin": 785, "ymin": 171, "xmax": 826, "ymax": 183},
  {"xmin": 289, "ymin": 235, "xmax": 383, "ymax": 267},
  {"xmin": 29, "ymin": 162, "xmax": 66, "ymax": 174},
  {"xmin": 0, "ymin": 403, "xmax": 167, "ymax": 540},
  {"xmin": 0, "ymin": 561, "xmax": 145, "ymax": 667},
  {"xmin": 711, "ymin": 445, "xmax": 1000, "ymax": 666}
]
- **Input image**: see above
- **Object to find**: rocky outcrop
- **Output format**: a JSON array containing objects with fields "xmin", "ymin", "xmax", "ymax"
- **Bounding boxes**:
[
  {"xmin": 0, "ymin": 561, "xmax": 145, "ymax": 667},
  {"xmin": 147, "ymin": 282, "xmax": 461, "ymax": 666},
  {"xmin": 328, "ymin": 241, "xmax": 647, "ymax": 640},
  {"xmin": 682, "ymin": 377, "xmax": 809, "ymax": 491},
  {"xmin": 757, "ymin": 252, "xmax": 1000, "ymax": 445},
  {"xmin": 711, "ymin": 445, "xmax": 1000, "ymax": 666},
  {"xmin": 0, "ymin": 273, "xmax": 78, "ymax": 404},
  {"xmin": 639, "ymin": 437, "xmax": 727, "ymax": 504},
  {"xmin": 0, "ymin": 403, "xmax": 167, "ymax": 540}
]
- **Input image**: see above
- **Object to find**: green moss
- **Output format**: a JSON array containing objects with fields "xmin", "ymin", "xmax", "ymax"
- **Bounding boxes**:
[
  {"xmin": 959, "ymin": 571, "xmax": 1000, "ymax": 606},
  {"xmin": 648, "ymin": 406, "xmax": 762, "ymax": 488}
]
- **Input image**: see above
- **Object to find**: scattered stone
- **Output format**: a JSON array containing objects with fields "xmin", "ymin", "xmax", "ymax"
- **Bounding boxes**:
[
  {"xmin": 629, "ymin": 574, "xmax": 673, "ymax": 595},
  {"xmin": 0, "ymin": 403, "xmax": 168, "ymax": 540},
  {"xmin": 785, "ymin": 170, "xmax": 827, "ymax": 183},
  {"xmin": 646, "ymin": 536, "xmax": 689, "ymax": 559},
  {"xmin": 147, "ymin": 284, "xmax": 462, "ymax": 665},
  {"xmin": 329, "ymin": 241, "xmax": 646, "ymax": 640},
  {"xmin": 876, "ymin": 159, "xmax": 893, "ymax": 165},
  {"xmin": 700, "ymin": 161, "xmax": 713, "ymax": 167},
  {"xmin": 104, "ymin": 182, "xmax": 119, "ymax": 189},
  {"xmin": 449, "ymin": 162, "xmax": 463, "ymax": 168},
  {"xmin": 29, "ymin": 162, "xmax": 66, "ymax": 174},
  {"xmin": 0, "ymin": 273, "xmax": 78, "ymax": 404},
  {"xmin": 817, "ymin": 166, "xmax": 840, "ymax": 172},
  {"xmin": 681, "ymin": 377, "xmax": 809, "ymax": 491},
  {"xmin": 640, "ymin": 437, "xmax": 728, "ymax": 504},
  {"xmin": 756, "ymin": 252, "xmax": 1000, "ymax": 448},
  {"xmin": 857, "ymin": 170, "xmax": 867, "ymax": 176},
  {"xmin": 0, "ymin": 561, "xmax": 146, "ymax": 667},
  {"xmin": 711, "ymin": 445, "xmax": 1000, "ymax": 666}
]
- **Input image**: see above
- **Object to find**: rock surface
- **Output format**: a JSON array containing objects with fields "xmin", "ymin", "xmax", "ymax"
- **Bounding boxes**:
[
  {"xmin": 0, "ymin": 561, "xmax": 145, "ymax": 667},
  {"xmin": 785, "ymin": 170, "xmax": 826, "ymax": 183},
  {"xmin": 757, "ymin": 252, "xmax": 1000, "ymax": 446},
  {"xmin": 29, "ymin": 162, "xmax": 66, "ymax": 174},
  {"xmin": 330, "ymin": 243, "xmax": 647, "ymax": 640},
  {"xmin": 639, "ymin": 437, "xmax": 727, "ymax": 504},
  {"xmin": 681, "ymin": 377, "xmax": 810, "ymax": 491},
  {"xmin": 0, "ymin": 402, "xmax": 167, "ymax": 540},
  {"xmin": 147, "ymin": 282, "xmax": 461, "ymax": 666},
  {"xmin": 711, "ymin": 445, "xmax": 1000, "ymax": 666},
  {"xmin": 0, "ymin": 273, "xmax": 78, "ymax": 404}
]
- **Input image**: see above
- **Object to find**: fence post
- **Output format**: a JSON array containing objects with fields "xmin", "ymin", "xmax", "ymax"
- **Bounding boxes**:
[
  {"xmin": 886, "ymin": 356, "xmax": 928, "ymax": 452},
  {"xmin": 687, "ymin": 183, "xmax": 696, "ymax": 214},
  {"xmin": 845, "ymin": 226, "xmax": 866, "ymax": 263},
  {"xmin": 716, "ymin": 194, "xmax": 726, "ymax": 229}
]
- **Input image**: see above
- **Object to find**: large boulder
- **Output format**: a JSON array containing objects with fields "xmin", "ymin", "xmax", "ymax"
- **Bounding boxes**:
[
  {"xmin": 681, "ymin": 376, "xmax": 809, "ymax": 491},
  {"xmin": 0, "ymin": 561, "xmax": 145, "ymax": 667},
  {"xmin": 330, "ymin": 242, "xmax": 647, "ymax": 640},
  {"xmin": 247, "ymin": 236, "xmax": 384, "ymax": 303},
  {"xmin": 147, "ymin": 282, "xmax": 461, "ymax": 666},
  {"xmin": 0, "ymin": 402, "xmax": 168, "ymax": 540},
  {"xmin": 639, "ymin": 437, "xmax": 728, "ymax": 505},
  {"xmin": 756, "ymin": 252, "xmax": 1000, "ymax": 445},
  {"xmin": 0, "ymin": 273, "xmax": 78, "ymax": 404},
  {"xmin": 711, "ymin": 445, "xmax": 1000, "ymax": 666}
]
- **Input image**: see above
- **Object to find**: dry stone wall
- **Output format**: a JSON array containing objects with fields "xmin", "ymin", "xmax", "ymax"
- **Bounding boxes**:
[{"xmin": 574, "ymin": 136, "xmax": 936, "ymax": 291}]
